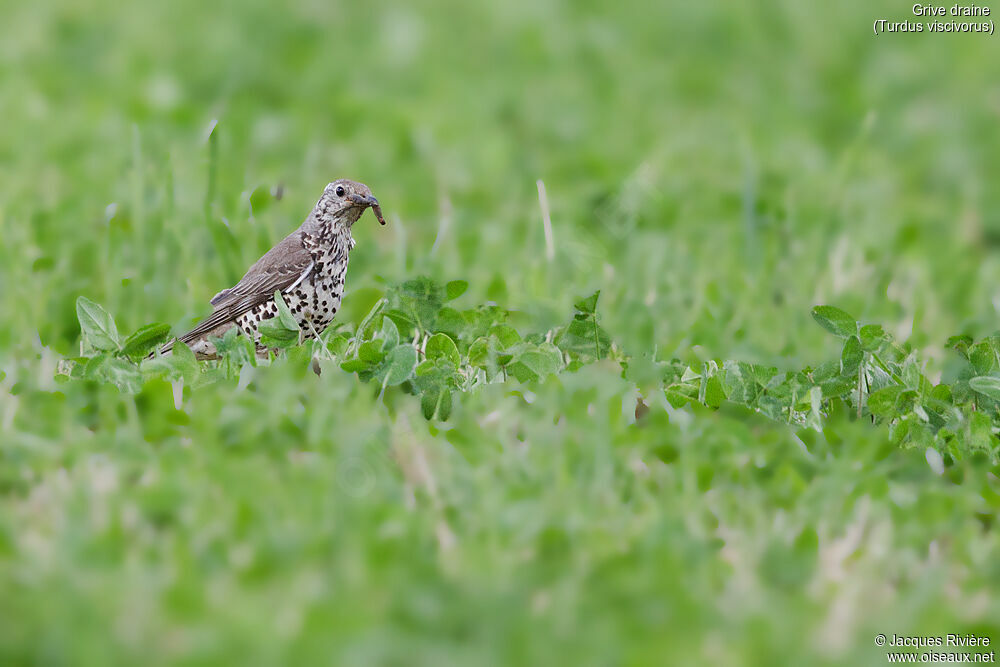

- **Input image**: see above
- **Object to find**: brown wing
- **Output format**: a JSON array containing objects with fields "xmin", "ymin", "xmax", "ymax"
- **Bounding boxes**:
[{"xmin": 176, "ymin": 231, "xmax": 313, "ymax": 345}]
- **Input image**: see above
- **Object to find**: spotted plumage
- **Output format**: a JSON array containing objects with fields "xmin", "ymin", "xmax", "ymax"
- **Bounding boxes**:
[
  {"xmin": 234, "ymin": 227, "xmax": 351, "ymax": 343},
  {"xmin": 156, "ymin": 179, "xmax": 384, "ymax": 359}
]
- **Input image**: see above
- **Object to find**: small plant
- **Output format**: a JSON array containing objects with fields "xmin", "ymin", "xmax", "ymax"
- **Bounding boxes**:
[
  {"xmin": 62, "ymin": 281, "xmax": 614, "ymax": 421},
  {"xmin": 67, "ymin": 287, "xmax": 1000, "ymax": 461},
  {"xmin": 662, "ymin": 305, "xmax": 1000, "ymax": 461},
  {"xmin": 332, "ymin": 280, "xmax": 613, "ymax": 419}
]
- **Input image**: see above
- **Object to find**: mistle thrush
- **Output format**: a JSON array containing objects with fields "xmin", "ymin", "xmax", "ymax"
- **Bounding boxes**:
[{"xmin": 159, "ymin": 179, "xmax": 384, "ymax": 359}]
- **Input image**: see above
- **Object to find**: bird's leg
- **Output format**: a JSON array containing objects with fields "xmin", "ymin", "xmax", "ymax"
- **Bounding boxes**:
[{"xmin": 303, "ymin": 313, "xmax": 332, "ymax": 360}]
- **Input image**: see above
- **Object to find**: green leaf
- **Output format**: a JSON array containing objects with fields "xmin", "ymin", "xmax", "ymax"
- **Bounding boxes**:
[
  {"xmin": 969, "ymin": 411, "xmax": 997, "ymax": 452},
  {"xmin": 510, "ymin": 343, "xmax": 563, "ymax": 382},
  {"xmin": 506, "ymin": 361, "xmax": 538, "ymax": 383},
  {"xmin": 82, "ymin": 354, "xmax": 111, "ymax": 380},
  {"xmin": 969, "ymin": 376, "xmax": 1000, "ymax": 401},
  {"xmin": 665, "ymin": 383, "xmax": 698, "ymax": 408},
  {"xmin": 140, "ymin": 355, "xmax": 174, "ymax": 380},
  {"xmin": 457, "ymin": 305, "xmax": 506, "ymax": 341},
  {"xmin": 469, "ymin": 338, "xmax": 490, "ymax": 367},
  {"xmin": 704, "ymin": 375, "xmax": 727, "ymax": 408},
  {"xmin": 415, "ymin": 359, "xmax": 437, "ymax": 376},
  {"xmin": 425, "ymin": 333, "xmax": 460, "ymax": 366},
  {"xmin": 102, "ymin": 357, "xmax": 142, "ymax": 393},
  {"xmin": 171, "ymin": 341, "xmax": 200, "ymax": 384},
  {"xmin": 556, "ymin": 314, "xmax": 611, "ymax": 362},
  {"xmin": 818, "ymin": 375, "xmax": 853, "ymax": 399},
  {"xmin": 421, "ymin": 386, "xmax": 452, "ymax": 421},
  {"xmin": 210, "ymin": 328, "xmax": 256, "ymax": 376},
  {"xmin": 258, "ymin": 318, "xmax": 298, "ymax": 348},
  {"xmin": 860, "ymin": 324, "xmax": 889, "ymax": 352},
  {"xmin": 969, "ymin": 342, "xmax": 997, "ymax": 376},
  {"xmin": 380, "ymin": 316, "xmax": 400, "ymax": 350},
  {"xmin": 61, "ymin": 357, "xmax": 89, "ymax": 380},
  {"xmin": 258, "ymin": 293, "xmax": 300, "ymax": 349},
  {"xmin": 142, "ymin": 341, "xmax": 199, "ymax": 383},
  {"xmin": 380, "ymin": 344, "xmax": 417, "ymax": 387},
  {"xmin": 811, "ymin": 305, "xmax": 857, "ymax": 338},
  {"xmin": 211, "ymin": 327, "xmax": 251, "ymax": 357},
  {"xmin": 340, "ymin": 358, "xmax": 371, "ymax": 374},
  {"xmin": 435, "ymin": 307, "xmax": 466, "ymax": 338},
  {"xmin": 805, "ymin": 385, "xmax": 824, "ymax": 431},
  {"xmin": 358, "ymin": 340, "xmax": 386, "ymax": 364},
  {"xmin": 520, "ymin": 350, "xmax": 554, "ymax": 379},
  {"xmin": 326, "ymin": 334, "xmax": 350, "ymax": 357},
  {"xmin": 273, "ymin": 291, "xmax": 298, "ymax": 331},
  {"xmin": 927, "ymin": 383, "xmax": 952, "ymax": 407},
  {"xmin": 841, "ymin": 335, "xmax": 863, "ymax": 375},
  {"xmin": 354, "ymin": 297, "xmax": 387, "ymax": 339},
  {"xmin": 437, "ymin": 388, "xmax": 453, "ymax": 420},
  {"xmin": 384, "ymin": 309, "xmax": 417, "ymax": 335},
  {"xmin": 388, "ymin": 277, "xmax": 445, "ymax": 333},
  {"xmin": 539, "ymin": 342, "xmax": 565, "ymax": 371},
  {"xmin": 574, "ymin": 291, "xmax": 600, "ymax": 315},
  {"xmin": 122, "ymin": 323, "xmax": 171, "ymax": 358},
  {"xmin": 420, "ymin": 391, "xmax": 437, "ymax": 419},
  {"xmin": 746, "ymin": 363, "xmax": 778, "ymax": 387},
  {"xmin": 490, "ymin": 324, "xmax": 521, "ymax": 349},
  {"xmin": 867, "ymin": 386, "xmax": 903, "ymax": 417},
  {"xmin": 76, "ymin": 296, "xmax": 121, "ymax": 351},
  {"xmin": 445, "ymin": 280, "xmax": 468, "ymax": 300},
  {"xmin": 946, "ymin": 334, "xmax": 974, "ymax": 357}
]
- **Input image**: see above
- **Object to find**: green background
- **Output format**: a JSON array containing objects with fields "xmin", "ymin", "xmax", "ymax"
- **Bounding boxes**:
[{"xmin": 1, "ymin": 0, "xmax": 999, "ymax": 664}]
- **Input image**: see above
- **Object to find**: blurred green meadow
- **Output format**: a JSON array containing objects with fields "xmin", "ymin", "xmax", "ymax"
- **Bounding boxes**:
[{"xmin": 2, "ymin": 0, "xmax": 1000, "ymax": 663}]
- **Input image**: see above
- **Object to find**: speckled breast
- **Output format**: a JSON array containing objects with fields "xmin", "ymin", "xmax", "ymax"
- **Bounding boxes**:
[{"xmin": 236, "ymin": 232, "xmax": 351, "ymax": 345}]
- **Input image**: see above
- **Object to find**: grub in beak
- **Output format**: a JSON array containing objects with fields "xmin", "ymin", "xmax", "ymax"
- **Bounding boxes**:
[
  {"xmin": 347, "ymin": 193, "xmax": 386, "ymax": 225},
  {"xmin": 370, "ymin": 199, "xmax": 386, "ymax": 225}
]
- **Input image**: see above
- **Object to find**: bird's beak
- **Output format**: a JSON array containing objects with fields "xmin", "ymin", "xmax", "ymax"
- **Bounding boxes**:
[
  {"xmin": 347, "ymin": 193, "xmax": 386, "ymax": 225},
  {"xmin": 347, "ymin": 193, "xmax": 377, "ymax": 207}
]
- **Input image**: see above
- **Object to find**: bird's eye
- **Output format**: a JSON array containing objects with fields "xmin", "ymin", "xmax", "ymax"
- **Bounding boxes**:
[{"xmin": 335, "ymin": 185, "xmax": 346, "ymax": 197}]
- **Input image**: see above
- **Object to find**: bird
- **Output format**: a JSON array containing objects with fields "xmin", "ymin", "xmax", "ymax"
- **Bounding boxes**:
[{"xmin": 157, "ymin": 179, "xmax": 385, "ymax": 360}]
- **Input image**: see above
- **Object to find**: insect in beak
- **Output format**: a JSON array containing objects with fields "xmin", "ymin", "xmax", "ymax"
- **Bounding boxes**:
[
  {"xmin": 347, "ymin": 193, "xmax": 386, "ymax": 225},
  {"xmin": 370, "ymin": 201, "xmax": 386, "ymax": 225}
]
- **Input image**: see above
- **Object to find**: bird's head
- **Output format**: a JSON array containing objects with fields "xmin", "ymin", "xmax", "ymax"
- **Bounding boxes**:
[{"xmin": 308, "ymin": 179, "xmax": 385, "ymax": 230}]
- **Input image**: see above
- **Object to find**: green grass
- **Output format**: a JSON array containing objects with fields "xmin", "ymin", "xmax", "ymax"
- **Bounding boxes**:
[{"xmin": 2, "ymin": 0, "xmax": 1000, "ymax": 664}]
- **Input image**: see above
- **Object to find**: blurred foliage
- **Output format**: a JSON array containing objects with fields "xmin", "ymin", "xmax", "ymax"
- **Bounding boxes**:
[
  {"xmin": 2, "ymin": 0, "xmax": 1000, "ymax": 664},
  {"xmin": 665, "ymin": 305, "xmax": 1000, "ymax": 459},
  {"xmin": 66, "ymin": 284, "xmax": 612, "ymax": 423}
]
